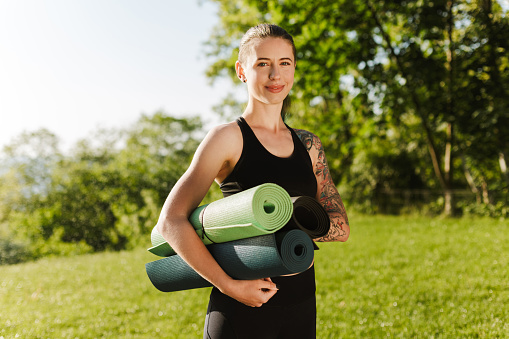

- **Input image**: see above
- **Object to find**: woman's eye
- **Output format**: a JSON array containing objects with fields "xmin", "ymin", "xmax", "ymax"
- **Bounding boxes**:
[
  {"xmin": 258, "ymin": 62, "xmax": 268, "ymax": 67},
  {"xmin": 281, "ymin": 62, "xmax": 291, "ymax": 66}
]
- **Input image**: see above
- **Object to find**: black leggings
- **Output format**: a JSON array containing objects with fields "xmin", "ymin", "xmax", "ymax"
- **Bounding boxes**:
[
  {"xmin": 203, "ymin": 292, "xmax": 316, "ymax": 339},
  {"xmin": 203, "ymin": 266, "xmax": 317, "ymax": 339}
]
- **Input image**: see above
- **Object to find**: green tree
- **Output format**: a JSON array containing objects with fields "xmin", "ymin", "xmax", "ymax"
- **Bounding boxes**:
[
  {"xmin": 0, "ymin": 112, "xmax": 204, "ymax": 260},
  {"xmin": 205, "ymin": 0, "xmax": 508, "ymax": 215},
  {"xmin": 48, "ymin": 112, "xmax": 203, "ymax": 251},
  {"xmin": 454, "ymin": 0, "xmax": 509, "ymax": 203},
  {"xmin": 0, "ymin": 129, "xmax": 64, "ymax": 262},
  {"xmin": 108, "ymin": 112, "xmax": 204, "ymax": 248}
]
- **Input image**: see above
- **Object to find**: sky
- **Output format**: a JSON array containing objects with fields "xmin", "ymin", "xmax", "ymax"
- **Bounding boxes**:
[
  {"xmin": 1, "ymin": 1, "xmax": 508, "ymax": 153},
  {"xmin": 0, "ymin": 0, "xmax": 242, "ymax": 151}
]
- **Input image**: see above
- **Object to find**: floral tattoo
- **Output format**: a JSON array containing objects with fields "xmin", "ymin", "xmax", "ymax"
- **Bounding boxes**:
[{"xmin": 294, "ymin": 129, "xmax": 349, "ymax": 242}]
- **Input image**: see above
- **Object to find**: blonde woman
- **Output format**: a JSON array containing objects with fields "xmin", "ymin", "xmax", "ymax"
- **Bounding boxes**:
[{"xmin": 156, "ymin": 24, "xmax": 349, "ymax": 338}]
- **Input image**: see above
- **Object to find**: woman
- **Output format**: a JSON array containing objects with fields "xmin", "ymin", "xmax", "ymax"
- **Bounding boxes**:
[{"xmin": 156, "ymin": 23, "xmax": 349, "ymax": 339}]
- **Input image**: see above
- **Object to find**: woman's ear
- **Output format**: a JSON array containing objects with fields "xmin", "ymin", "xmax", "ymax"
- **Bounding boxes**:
[{"xmin": 235, "ymin": 60, "xmax": 246, "ymax": 83}]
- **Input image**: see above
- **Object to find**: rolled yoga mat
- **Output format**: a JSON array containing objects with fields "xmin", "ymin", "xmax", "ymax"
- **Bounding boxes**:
[
  {"xmin": 149, "ymin": 194, "xmax": 331, "ymax": 257},
  {"xmin": 286, "ymin": 196, "xmax": 330, "ymax": 238},
  {"xmin": 145, "ymin": 229, "xmax": 314, "ymax": 292},
  {"xmin": 148, "ymin": 183, "xmax": 293, "ymax": 257}
]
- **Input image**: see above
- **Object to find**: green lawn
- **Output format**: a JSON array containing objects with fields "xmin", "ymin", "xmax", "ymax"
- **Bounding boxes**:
[{"xmin": 1, "ymin": 215, "xmax": 508, "ymax": 338}]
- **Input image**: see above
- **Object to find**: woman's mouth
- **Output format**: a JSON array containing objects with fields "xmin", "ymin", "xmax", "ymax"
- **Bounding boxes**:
[{"xmin": 266, "ymin": 85, "xmax": 285, "ymax": 93}]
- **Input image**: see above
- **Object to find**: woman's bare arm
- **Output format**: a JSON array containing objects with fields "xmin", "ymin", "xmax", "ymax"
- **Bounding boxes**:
[
  {"xmin": 156, "ymin": 123, "xmax": 278, "ymax": 306},
  {"xmin": 294, "ymin": 129, "xmax": 350, "ymax": 242}
]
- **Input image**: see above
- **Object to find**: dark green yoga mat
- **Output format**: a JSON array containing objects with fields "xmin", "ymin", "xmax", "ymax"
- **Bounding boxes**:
[
  {"xmin": 148, "ymin": 183, "xmax": 293, "ymax": 257},
  {"xmin": 145, "ymin": 229, "xmax": 314, "ymax": 292}
]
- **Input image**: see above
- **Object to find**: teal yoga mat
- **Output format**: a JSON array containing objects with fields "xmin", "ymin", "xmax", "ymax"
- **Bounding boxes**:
[
  {"xmin": 145, "ymin": 229, "xmax": 314, "ymax": 292},
  {"xmin": 148, "ymin": 183, "xmax": 293, "ymax": 257}
]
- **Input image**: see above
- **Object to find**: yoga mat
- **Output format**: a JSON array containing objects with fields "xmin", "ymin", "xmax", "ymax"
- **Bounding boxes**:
[
  {"xmin": 148, "ymin": 183, "xmax": 293, "ymax": 257},
  {"xmin": 286, "ymin": 196, "xmax": 330, "ymax": 238},
  {"xmin": 145, "ymin": 229, "xmax": 314, "ymax": 292}
]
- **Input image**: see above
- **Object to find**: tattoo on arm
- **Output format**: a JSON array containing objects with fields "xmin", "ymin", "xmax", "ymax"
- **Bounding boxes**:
[
  {"xmin": 293, "ymin": 129, "xmax": 314, "ymax": 152},
  {"xmin": 295, "ymin": 129, "xmax": 349, "ymax": 242},
  {"xmin": 314, "ymin": 136, "xmax": 349, "ymax": 241}
]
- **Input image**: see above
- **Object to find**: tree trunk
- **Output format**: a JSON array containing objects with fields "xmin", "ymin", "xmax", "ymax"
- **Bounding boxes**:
[
  {"xmin": 499, "ymin": 151, "xmax": 509, "ymax": 185},
  {"xmin": 462, "ymin": 154, "xmax": 481, "ymax": 204},
  {"xmin": 444, "ymin": 0, "xmax": 455, "ymax": 216},
  {"xmin": 444, "ymin": 123, "xmax": 454, "ymax": 215},
  {"xmin": 481, "ymin": 178, "xmax": 490, "ymax": 204}
]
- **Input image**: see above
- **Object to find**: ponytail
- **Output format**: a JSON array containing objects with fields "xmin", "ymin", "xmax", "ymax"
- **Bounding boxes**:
[{"xmin": 281, "ymin": 96, "xmax": 291, "ymax": 121}]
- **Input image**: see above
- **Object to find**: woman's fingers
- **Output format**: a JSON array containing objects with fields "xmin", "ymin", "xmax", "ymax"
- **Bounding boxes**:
[
  {"xmin": 225, "ymin": 278, "xmax": 279, "ymax": 307},
  {"xmin": 260, "ymin": 277, "xmax": 279, "ymax": 292}
]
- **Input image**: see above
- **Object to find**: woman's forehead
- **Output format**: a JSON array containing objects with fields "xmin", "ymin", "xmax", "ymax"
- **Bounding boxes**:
[{"xmin": 248, "ymin": 38, "xmax": 294, "ymax": 59}]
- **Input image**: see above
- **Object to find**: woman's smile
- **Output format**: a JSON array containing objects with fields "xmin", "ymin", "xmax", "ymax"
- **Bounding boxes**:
[{"xmin": 266, "ymin": 84, "xmax": 285, "ymax": 93}]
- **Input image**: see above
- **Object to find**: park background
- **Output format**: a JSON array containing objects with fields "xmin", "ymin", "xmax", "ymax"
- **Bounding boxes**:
[{"xmin": 1, "ymin": 0, "xmax": 508, "ymax": 337}]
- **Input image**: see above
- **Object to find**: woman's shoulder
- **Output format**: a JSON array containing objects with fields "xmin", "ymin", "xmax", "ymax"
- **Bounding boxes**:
[
  {"xmin": 198, "ymin": 120, "xmax": 242, "ymax": 156},
  {"xmin": 292, "ymin": 128, "xmax": 320, "ymax": 152},
  {"xmin": 207, "ymin": 120, "xmax": 242, "ymax": 142}
]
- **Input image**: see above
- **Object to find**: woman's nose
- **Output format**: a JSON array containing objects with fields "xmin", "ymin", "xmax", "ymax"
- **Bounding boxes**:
[{"xmin": 269, "ymin": 66, "xmax": 281, "ymax": 80}]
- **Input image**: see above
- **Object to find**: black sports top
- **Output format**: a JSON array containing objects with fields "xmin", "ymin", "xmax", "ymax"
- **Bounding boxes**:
[
  {"xmin": 216, "ymin": 116, "xmax": 318, "ymax": 307},
  {"xmin": 220, "ymin": 116, "xmax": 317, "ymax": 198}
]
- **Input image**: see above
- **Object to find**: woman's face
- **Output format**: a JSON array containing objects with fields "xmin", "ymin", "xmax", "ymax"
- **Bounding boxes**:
[{"xmin": 238, "ymin": 37, "xmax": 295, "ymax": 106}]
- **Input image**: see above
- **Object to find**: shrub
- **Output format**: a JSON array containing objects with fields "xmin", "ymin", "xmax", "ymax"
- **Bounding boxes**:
[{"xmin": 0, "ymin": 239, "xmax": 31, "ymax": 265}]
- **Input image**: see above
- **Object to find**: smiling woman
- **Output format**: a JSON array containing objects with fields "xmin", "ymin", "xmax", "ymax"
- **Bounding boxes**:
[
  {"xmin": 235, "ymin": 24, "xmax": 296, "ymax": 120},
  {"xmin": 155, "ymin": 23, "xmax": 349, "ymax": 338}
]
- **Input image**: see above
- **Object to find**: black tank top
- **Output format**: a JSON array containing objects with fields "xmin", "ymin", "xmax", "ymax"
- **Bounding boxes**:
[
  {"xmin": 220, "ymin": 116, "xmax": 317, "ymax": 198},
  {"xmin": 215, "ymin": 116, "xmax": 318, "ymax": 306}
]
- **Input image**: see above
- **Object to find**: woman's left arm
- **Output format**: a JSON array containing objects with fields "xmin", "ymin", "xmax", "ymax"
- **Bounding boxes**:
[{"xmin": 294, "ymin": 129, "xmax": 350, "ymax": 242}]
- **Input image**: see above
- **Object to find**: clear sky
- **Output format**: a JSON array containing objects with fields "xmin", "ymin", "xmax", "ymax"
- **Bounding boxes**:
[
  {"xmin": 0, "ymin": 0, "xmax": 241, "ymax": 151},
  {"xmin": 2, "ymin": 1, "xmax": 508, "ymax": 153}
]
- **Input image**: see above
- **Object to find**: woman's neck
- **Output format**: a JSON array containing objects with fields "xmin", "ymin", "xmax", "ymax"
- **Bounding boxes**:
[{"xmin": 242, "ymin": 100, "xmax": 285, "ymax": 132}]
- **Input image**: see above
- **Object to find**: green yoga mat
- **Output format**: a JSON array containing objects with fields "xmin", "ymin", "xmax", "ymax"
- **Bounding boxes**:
[
  {"xmin": 148, "ymin": 183, "xmax": 293, "ymax": 257},
  {"xmin": 150, "ymin": 194, "xmax": 330, "ymax": 257},
  {"xmin": 145, "ymin": 229, "xmax": 314, "ymax": 292}
]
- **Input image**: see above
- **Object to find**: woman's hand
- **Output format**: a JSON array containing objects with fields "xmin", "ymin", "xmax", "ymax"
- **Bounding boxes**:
[{"xmin": 220, "ymin": 277, "xmax": 278, "ymax": 307}]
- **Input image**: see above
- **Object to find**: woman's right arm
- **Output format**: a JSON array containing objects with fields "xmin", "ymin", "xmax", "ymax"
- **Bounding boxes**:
[{"xmin": 156, "ymin": 124, "xmax": 278, "ymax": 307}]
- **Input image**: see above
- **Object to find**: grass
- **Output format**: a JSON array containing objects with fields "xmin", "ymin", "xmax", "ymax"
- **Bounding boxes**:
[{"xmin": 1, "ymin": 215, "xmax": 508, "ymax": 338}]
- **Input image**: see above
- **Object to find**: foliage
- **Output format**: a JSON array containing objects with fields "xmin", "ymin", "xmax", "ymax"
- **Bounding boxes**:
[
  {"xmin": 459, "ymin": 198, "xmax": 509, "ymax": 218},
  {"xmin": 204, "ymin": 0, "xmax": 509, "ymax": 216},
  {"xmin": 1, "ymin": 1, "xmax": 507, "ymax": 265},
  {"xmin": 0, "ymin": 239, "xmax": 30, "ymax": 265},
  {"xmin": 0, "ymin": 112, "xmax": 203, "ymax": 263},
  {"xmin": 1, "ymin": 215, "xmax": 508, "ymax": 337}
]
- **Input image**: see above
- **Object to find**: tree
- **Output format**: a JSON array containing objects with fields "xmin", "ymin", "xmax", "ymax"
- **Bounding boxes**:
[
  {"xmin": 204, "ymin": 0, "xmax": 509, "ymax": 215},
  {"xmin": 0, "ymin": 112, "xmax": 204, "ymax": 259},
  {"xmin": 0, "ymin": 129, "xmax": 62, "ymax": 229}
]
